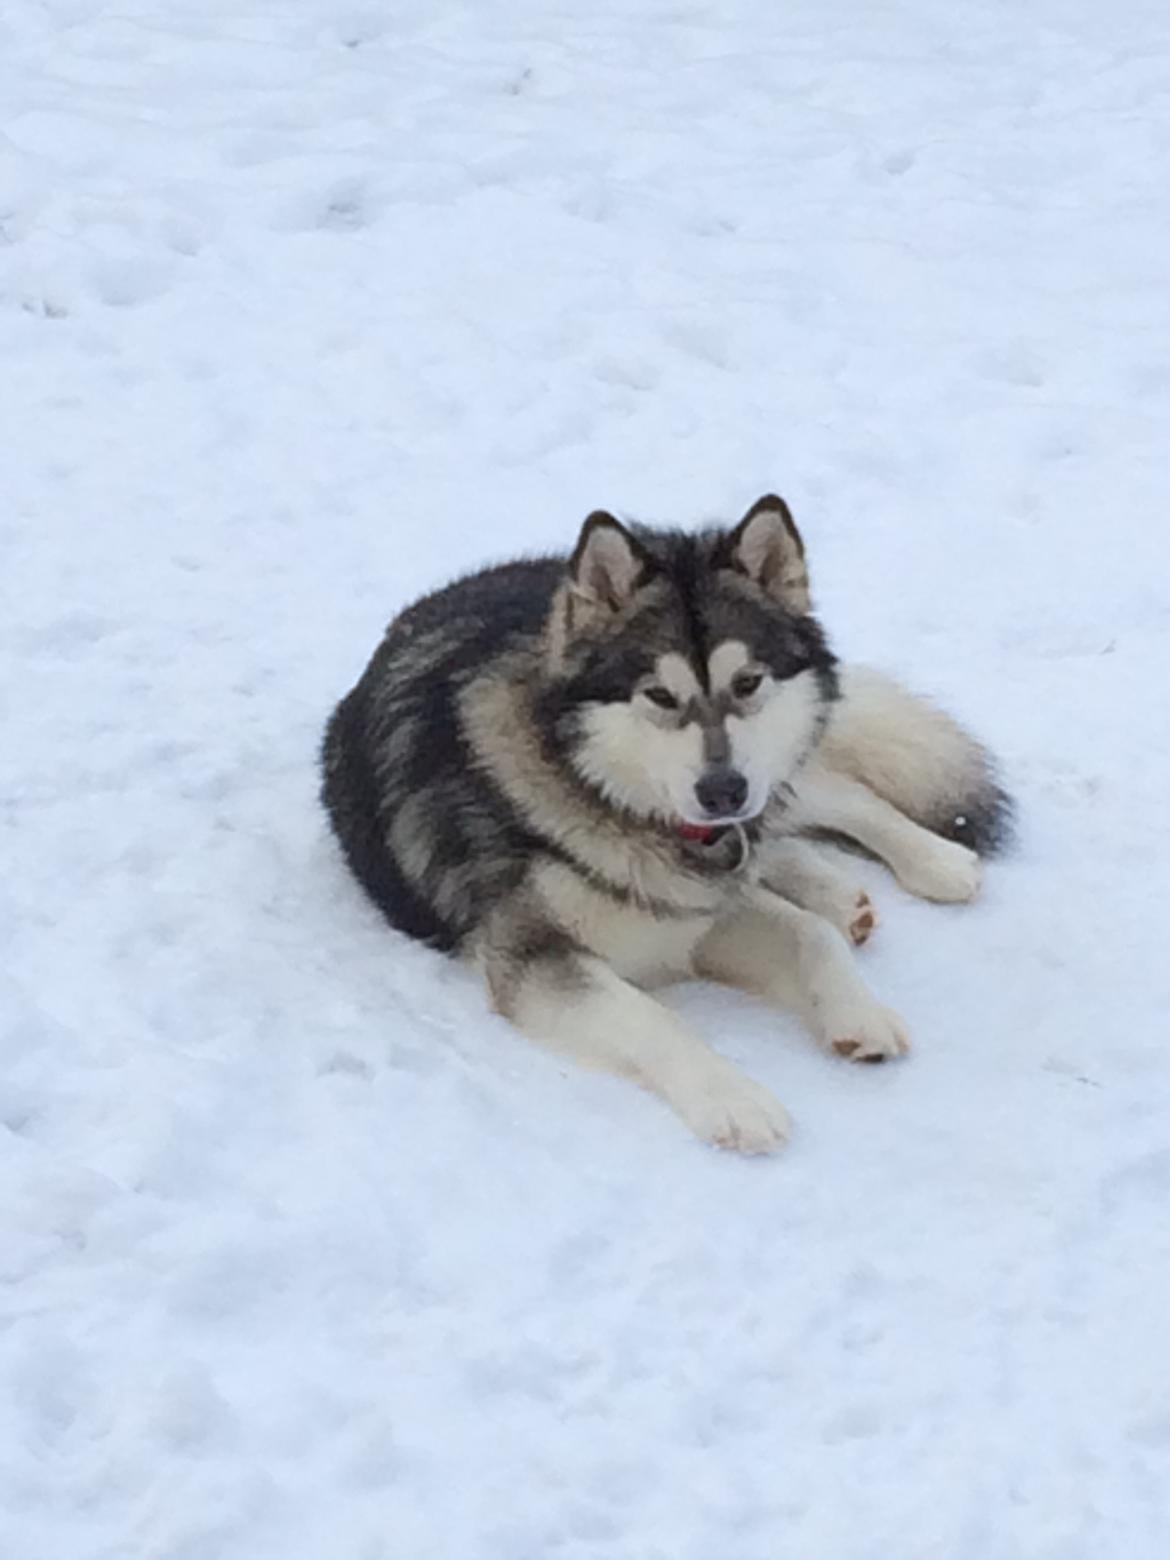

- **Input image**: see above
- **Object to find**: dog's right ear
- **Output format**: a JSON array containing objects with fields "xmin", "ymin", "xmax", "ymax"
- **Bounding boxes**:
[{"xmin": 568, "ymin": 512, "xmax": 651, "ymax": 614}]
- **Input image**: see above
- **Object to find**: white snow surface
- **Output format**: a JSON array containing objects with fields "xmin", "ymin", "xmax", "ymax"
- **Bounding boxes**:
[{"xmin": 3, "ymin": 0, "xmax": 1170, "ymax": 1554}]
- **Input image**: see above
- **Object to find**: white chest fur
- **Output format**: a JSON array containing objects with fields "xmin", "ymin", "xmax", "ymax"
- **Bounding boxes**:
[{"xmin": 531, "ymin": 858, "xmax": 722, "ymax": 988}]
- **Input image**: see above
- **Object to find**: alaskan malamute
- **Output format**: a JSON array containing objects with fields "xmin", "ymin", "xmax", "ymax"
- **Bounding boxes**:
[{"xmin": 322, "ymin": 496, "xmax": 1010, "ymax": 1152}]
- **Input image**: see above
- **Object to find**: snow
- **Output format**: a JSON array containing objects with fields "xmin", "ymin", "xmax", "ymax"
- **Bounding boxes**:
[{"xmin": 3, "ymin": 0, "xmax": 1170, "ymax": 1553}]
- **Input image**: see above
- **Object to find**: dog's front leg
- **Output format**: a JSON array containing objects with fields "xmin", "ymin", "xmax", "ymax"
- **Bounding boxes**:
[
  {"xmin": 481, "ymin": 939, "xmax": 790, "ymax": 1154},
  {"xmin": 695, "ymin": 890, "xmax": 909, "ymax": 1063}
]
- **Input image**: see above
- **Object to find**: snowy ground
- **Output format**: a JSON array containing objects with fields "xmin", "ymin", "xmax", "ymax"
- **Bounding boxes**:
[{"xmin": 3, "ymin": 0, "xmax": 1170, "ymax": 1554}]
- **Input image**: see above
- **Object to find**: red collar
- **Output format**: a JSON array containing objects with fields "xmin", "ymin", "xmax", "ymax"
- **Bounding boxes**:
[
  {"xmin": 676, "ymin": 820, "xmax": 720, "ymax": 843},
  {"xmin": 675, "ymin": 819, "xmax": 750, "ymax": 872}
]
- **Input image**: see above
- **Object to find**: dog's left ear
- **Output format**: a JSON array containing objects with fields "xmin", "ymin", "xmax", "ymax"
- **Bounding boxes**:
[{"xmin": 728, "ymin": 494, "xmax": 810, "ymax": 612}]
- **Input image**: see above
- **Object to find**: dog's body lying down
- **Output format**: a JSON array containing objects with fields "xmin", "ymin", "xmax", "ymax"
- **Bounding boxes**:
[{"xmin": 322, "ymin": 496, "xmax": 1011, "ymax": 1151}]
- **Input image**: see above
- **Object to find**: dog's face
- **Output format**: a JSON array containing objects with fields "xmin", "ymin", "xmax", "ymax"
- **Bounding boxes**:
[{"xmin": 543, "ymin": 496, "xmax": 838, "ymax": 827}]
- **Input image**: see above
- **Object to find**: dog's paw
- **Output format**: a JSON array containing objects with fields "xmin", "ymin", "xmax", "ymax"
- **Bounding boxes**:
[
  {"xmin": 671, "ymin": 1064, "xmax": 791, "ymax": 1155},
  {"xmin": 846, "ymin": 890, "xmax": 878, "ymax": 946},
  {"xmin": 805, "ymin": 885, "xmax": 878, "ymax": 946},
  {"xmin": 895, "ymin": 839, "xmax": 982, "ymax": 904},
  {"xmin": 826, "ymin": 1004, "xmax": 910, "ymax": 1064}
]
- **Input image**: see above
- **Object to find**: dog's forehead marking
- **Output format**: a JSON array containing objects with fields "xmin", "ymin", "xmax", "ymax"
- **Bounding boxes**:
[
  {"xmin": 707, "ymin": 640, "xmax": 751, "ymax": 692},
  {"xmin": 654, "ymin": 652, "xmax": 702, "ymax": 700}
]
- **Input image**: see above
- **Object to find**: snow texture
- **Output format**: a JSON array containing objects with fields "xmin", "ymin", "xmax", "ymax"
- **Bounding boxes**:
[{"xmin": 3, "ymin": 0, "xmax": 1170, "ymax": 1555}]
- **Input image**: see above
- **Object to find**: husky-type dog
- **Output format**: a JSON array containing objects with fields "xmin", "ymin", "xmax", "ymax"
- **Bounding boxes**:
[{"xmin": 322, "ymin": 497, "xmax": 1010, "ymax": 1152}]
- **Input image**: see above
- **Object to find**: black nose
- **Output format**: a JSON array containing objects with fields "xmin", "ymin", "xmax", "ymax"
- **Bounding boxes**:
[{"xmin": 694, "ymin": 768, "xmax": 748, "ymax": 818}]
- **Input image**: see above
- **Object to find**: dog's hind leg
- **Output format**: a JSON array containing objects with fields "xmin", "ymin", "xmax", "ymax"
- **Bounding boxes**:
[
  {"xmin": 480, "ymin": 936, "xmax": 790, "ymax": 1154},
  {"xmin": 790, "ymin": 765, "xmax": 983, "ymax": 904},
  {"xmin": 758, "ymin": 837, "xmax": 878, "ymax": 946},
  {"xmin": 695, "ymin": 889, "xmax": 909, "ymax": 1063}
]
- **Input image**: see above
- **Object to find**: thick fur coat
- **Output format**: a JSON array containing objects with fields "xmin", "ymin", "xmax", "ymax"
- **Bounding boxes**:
[{"xmin": 322, "ymin": 496, "xmax": 1010, "ymax": 1151}]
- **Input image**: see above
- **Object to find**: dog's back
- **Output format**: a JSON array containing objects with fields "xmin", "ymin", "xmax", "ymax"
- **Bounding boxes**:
[{"xmin": 321, "ymin": 558, "xmax": 562, "ymax": 949}]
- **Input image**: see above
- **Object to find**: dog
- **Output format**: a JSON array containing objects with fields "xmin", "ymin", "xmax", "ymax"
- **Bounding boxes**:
[{"xmin": 321, "ymin": 495, "xmax": 1011, "ymax": 1152}]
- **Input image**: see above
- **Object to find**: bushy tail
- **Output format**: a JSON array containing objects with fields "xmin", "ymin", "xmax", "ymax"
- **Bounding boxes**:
[{"xmin": 818, "ymin": 665, "xmax": 1014, "ymax": 856}]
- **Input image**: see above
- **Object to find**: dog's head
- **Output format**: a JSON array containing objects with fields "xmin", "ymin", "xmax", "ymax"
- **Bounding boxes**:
[{"xmin": 541, "ymin": 496, "xmax": 838, "ymax": 828}]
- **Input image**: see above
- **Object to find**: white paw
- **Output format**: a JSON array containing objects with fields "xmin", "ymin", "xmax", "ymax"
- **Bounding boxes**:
[
  {"xmin": 895, "ymin": 839, "xmax": 982, "ymax": 903},
  {"xmin": 799, "ymin": 884, "xmax": 880, "ymax": 945},
  {"xmin": 798, "ymin": 885, "xmax": 878, "ymax": 946},
  {"xmin": 825, "ymin": 1003, "xmax": 911, "ymax": 1064},
  {"xmin": 671, "ymin": 1063, "xmax": 791, "ymax": 1155},
  {"xmin": 837, "ymin": 889, "xmax": 878, "ymax": 946}
]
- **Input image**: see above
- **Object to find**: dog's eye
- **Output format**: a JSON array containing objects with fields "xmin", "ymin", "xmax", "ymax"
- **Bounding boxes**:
[
  {"xmin": 643, "ymin": 686, "xmax": 679, "ymax": 711},
  {"xmin": 731, "ymin": 671, "xmax": 764, "ymax": 700}
]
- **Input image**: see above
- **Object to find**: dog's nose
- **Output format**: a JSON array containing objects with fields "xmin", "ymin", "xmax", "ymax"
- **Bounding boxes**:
[{"xmin": 694, "ymin": 768, "xmax": 748, "ymax": 818}]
